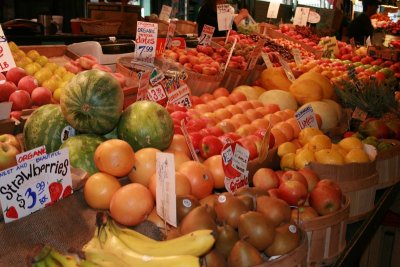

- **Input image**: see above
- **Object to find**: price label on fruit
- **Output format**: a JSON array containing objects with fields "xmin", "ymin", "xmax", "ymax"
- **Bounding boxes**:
[
  {"xmin": 0, "ymin": 148, "xmax": 72, "ymax": 223},
  {"xmin": 278, "ymin": 56, "xmax": 296, "ymax": 82},
  {"xmin": 217, "ymin": 4, "xmax": 234, "ymax": 31},
  {"xmin": 261, "ymin": 52, "xmax": 273, "ymax": 68},
  {"xmin": 266, "ymin": 0, "xmax": 280, "ymax": 19},
  {"xmin": 0, "ymin": 26, "xmax": 16, "ymax": 72},
  {"xmin": 292, "ymin": 49, "xmax": 303, "ymax": 66},
  {"xmin": 135, "ymin": 21, "xmax": 158, "ymax": 64},
  {"xmin": 293, "ymin": 7, "xmax": 310, "ymax": 26},
  {"xmin": 136, "ymin": 69, "xmax": 151, "ymax": 101},
  {"xmin": 156, "ymin": 152, "xmax": 177, "ymax": 227},
  {"xmin": 0, "ymin": 101, "xmax": 12, "ymax": 120},
  {"xmin": 147, "ymin": 84, "xmax": 168, "ymax": 105},
  {"xmin": 159, "ymin": 5, "xmax": 172, "ymax": 21},
  {"xmin": 222, "ymin": 142, "xmax": 249, "ymax": 193},
  {"xmin": 165, "ymin": 21, "xmax": 176, "ymax": 50},
  {"xmin": 198, "ymin": 24, "xmax": 215, "ymax": 46},
  {"xmin": 247, "ymin": 38, "xmax": 266, "ymax": 70},
  {"xmin": 167, "ymin": 83, "xmax": 192, "ymax": 108},
  {"xmin": 295, "ymin": 105, "xmax": 319, "ymax": 130}
]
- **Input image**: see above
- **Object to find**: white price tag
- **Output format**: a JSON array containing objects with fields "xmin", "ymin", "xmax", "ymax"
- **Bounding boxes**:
[
  {"xmin": 198, "ymin": 24, "xmax": 215, "ymax": 46},
  {"xmin": 16, "ymin": 146, "xmax": 46, "ymax": 165},
  {"xmin": 135, "ymin": 21, "xmax": 158, "ymax": 63},
  {"xmin": 0, "ymin": 101, "xmax": 12, "ymax": 120},
  {"xmin": 307, "ymin": 11, "xmax": 321, "ymax": 24},
  {"xmin": 167, "ymin": 83, "xmax": 192, "ymax": 108},
  {"xmin": 222, "ymin": 146, "xmax": 234, "ymax": 165},
  {"xmin": 136, "ymin": 70, "xmax": 151, "ymax": 101},
  {"xmin": 261, "ymin": 52, "xmax": 273, "ymax": 68},
  {"xmin": 267, "ymin": 1, "xmax": 280, "ymax": 19},
  {"xmin": 147, "ymin": 84, "xmax": 167, "ymax": 103},
  {"xmin": 217, "ymin": 4, "xmax": 234, "ymax": 31},
  {"xmin": 165, "ymin": 22, "xmax": 176, "ymax": 50},
  {"xmin": 278, "ymin": 56, "xmax": 296, "ymax": 82},
  {"xmin": 319, "ymin": 37, "xmax": 339, "ymax": 58},
  {"xmin": 156, "ymin": 152, "xmax": 177, "ymax": 227},
  {"xmin": 0, "ymin": 148, "xmax": 73, "ymax": 223},
  {"xmin": 292, "ymin": 49, "xmax": 303, "ymax": 66},
  {"xmin": 247, "ymin": 38, "xmax": 266, "ymax": 70},
  {"xmin": 293, "ymin": 7, "xmax": 310, "ymax": 26},
  {"xmin": 0, "ymin": 26, "xmax": 16, "ymax": 72},
  {"xmin": 159, "ymin": 5, "xmax": 172, "ymax": 21},
  {"xmin": 295, "ymin": 105, "xmax": 319, "ymax": 130},
  {"xmin": 231, "ymin": 144, "xmax": 249, "ymax": 175}
]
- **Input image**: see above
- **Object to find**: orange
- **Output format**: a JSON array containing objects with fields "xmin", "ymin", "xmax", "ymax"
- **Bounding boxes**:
[
  {"xmin": 294, "ymin": 148, "xmax": 316, "ymax": 170},
  {"xmin": 308, "ymin": 134, "xmax": 332, "ymax": 152},
  {"xmin": 94, "ymin": 139, "xmax": 135, "ymax": 177},
  {"xmin": 344, "ymin": 148, "xmax": 370, "ymax": 163},
  {"xmin": 338, "ymin": 136, "xmax": 363, "ymax": 152},
  {"xmin": 280, "ymin": 152, "xmax": 296, "ymax": 170},
  {"xmin": 128, "ymin": 147, "xmax": 160, "ymax": 186},
  {"xmin": 278, "ymin": 142, "xmax": 298, "ymax": 157},
  {"xmin": 165, "ymin": 134, "xmax": 191, "ymax": 157},
  {"xmin": 84, "ymin": 172, "xmax": 121, "ymax": 209},
  {"xmin": 148, "ymin": 171, "xmax": 192, "ymax": 199},
  {"xmin": 331, "ymin": 144, "xmax": 348, "ymax": 158},
  {"xmin": 298, "ymin": 127, "xmax": 324, "ymax": 146},
  {"xmin": 314, "ymin": 148, "xmax": 344, "ymax": 165}
]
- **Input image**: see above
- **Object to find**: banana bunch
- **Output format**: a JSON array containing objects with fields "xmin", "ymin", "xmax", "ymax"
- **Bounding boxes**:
[
  {"xmin": 28, "ymin": 244, "xmax": 79, "ymax": 267},
  {"xmin": 81, "ymin": 215, "xmax": 215, "ymax": 267}
]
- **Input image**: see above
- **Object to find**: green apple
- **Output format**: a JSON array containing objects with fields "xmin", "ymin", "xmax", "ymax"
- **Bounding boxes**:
[
  {"xmin": 0, "ymin": 143, "xmax": 19, "ymax": 171},
  {"xmin": 0, "ymin": 134, "xmax": 21, "ymax": 152}
]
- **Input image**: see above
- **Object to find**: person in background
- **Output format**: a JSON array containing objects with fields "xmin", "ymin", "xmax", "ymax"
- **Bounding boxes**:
[
  {"xmin": 346, "ymin": 0, "xmax": 380, "ymax": 45},
  {"xmin": 196, "ymin": 0, "xmax": 249, "ymax": 37}
]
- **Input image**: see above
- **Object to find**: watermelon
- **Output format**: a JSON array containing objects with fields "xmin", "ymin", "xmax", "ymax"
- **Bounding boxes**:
[
  {"xmin": 23, "ymin": 104, "xmax": 76, "ymax": 153},
  {"xmin": 60, "ymin": 134, "xmax": 105, "ymax": 176},
  {"xmin": 117, "ymin": 101, "xmax": 174, "ymax": 151},
  {"xmin": 60, "ymin": 69, "xmax": 124, "ymax": 135}
]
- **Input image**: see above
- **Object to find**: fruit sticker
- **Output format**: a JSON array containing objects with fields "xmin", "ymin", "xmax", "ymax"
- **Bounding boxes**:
[
  {"xmin": 0, "ymin": 26, "xmax": 16, "ymax": 72},
  {"xmin": 222, "ymin": 142, "xmax": 249, "ymax": 193},
  {"xmin": 60, "ymin": 125, "xmax": 76, "ymax": 143},
  {"xmin": 0, "ymin": 148, "xmax": 72, "ymax": 223}
]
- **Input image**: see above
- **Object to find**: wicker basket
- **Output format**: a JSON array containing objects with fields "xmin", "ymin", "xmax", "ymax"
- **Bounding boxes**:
[
  {"xmin": 175, "ymin": 20, "xmax": 197, "ymax": 35},
  {"xmin": 80, "ymin": 19, "xmax": 121, "ymax": 35}
]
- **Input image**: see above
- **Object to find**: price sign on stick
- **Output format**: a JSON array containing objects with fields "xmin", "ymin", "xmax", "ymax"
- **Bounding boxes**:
[
  {"xmin": 0, "ymin": 148, "xmax": 73, "ymax": 223},
  {"xmin": 293, "ymin": 7, "xmax": 310, "ymax": 26},
  {"xmin": 198, "ymin": 24, "xmax": 215, "ymax": 46},
  {"xmin": 167, "ymin": 83, "xmax": 192, "ymax": 108},
  {"xmin": 222, "ymin": 142, "xmax": 249, "ymax": 193},
  {"xmin": 292, "ymin": 49, "xmax": 303, "ymax": 66},
  {"xmin": 165, "ymin": 22, "xmax": 176, "ymax": 50},
  {"xmin": 295, "ymin": 105, "xmax": 319, "ymax": 130},
  {"xmin": 261, "ymin": 52, "xmax": 273, "ymax": 68},
  {"xmin": 156, "ymin": 152, "xmax": 177, "ymax": 227},
  {"xmin": 224, "ymin": 37, "xmax": 237, "ymax": 74},
  {"xmin": 159, "ymin": 5, "xmax": 172, "ymax": 21},
  {"xmin": 0, "ymin": 26, "xmax": 16, "ymax": 72},
  {"xmin": 135, "ymin": 21, "xmax": 158, "ymax": 63},
  {"xmin": 278, "ymin": 55, "xmax": 296, "ymax": 82},
  {"xmin": 217, "ymin": 4, "xmax": 234, "ymax": 31},
  {"xmin": 267, "ymin": 1, "xmax": 280, "ymax": 19}
]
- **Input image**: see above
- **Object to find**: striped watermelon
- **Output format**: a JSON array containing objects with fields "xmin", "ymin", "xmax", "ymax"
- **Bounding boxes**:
[
  {"xmin": 59, "ymin": 134, "xmax": 105, "ymax": 176},
  {"xmin": 60, "ymin": 69, "xmax": 124, "ymax": 135},
  {"xmin": 23, "ymin": 104, "xmax": 76, "ymax": 153},
  {"xmin": 117, "ymin": 101, "xmax": 174, "ymax": 151}
]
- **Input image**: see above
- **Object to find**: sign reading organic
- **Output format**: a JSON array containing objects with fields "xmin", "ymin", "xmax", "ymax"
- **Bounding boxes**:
[
  {"xmin": 217, "ymin": 4, "xmax": 234, "ymax": 31},
  {"xmin": 0, "ymin": 25, "xmax": 16, "ymax": 72},
  {"xmin": 0, "ymin": 148, "xmax": 72, "ymax": 223},
  {"xmin": 135, "ymin": 21, "xmax": 158, "ymax": 63}
]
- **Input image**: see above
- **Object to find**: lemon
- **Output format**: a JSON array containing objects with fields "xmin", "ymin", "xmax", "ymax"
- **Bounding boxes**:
[
  {"xmin": 338, "ymin": 136, "xmax": 363, "ymax": 152},
  {"xmin": 298, "ymin": 127, "xmax": 324, "ymax": 146},
  {"xmin": 308, "ymin": 134, "xmax": 332, "ymax": 152},
  {"xmin": 344, "ymin": 148, "xmax": 370, "ymax": 163},
  {"xmin": 314, "ymin": 148, "xmax": 345, "ymax": 165},
  {"xmin": 294, "ymin": 148, "xmax": 316, "ymax": 170},
  {"xmin": 278, "ymin": 142, "xmax": 298, "ymax": 157},
  {"xmin": 280, "ymin": 153, "xmax": 296, "ymax": 170}
]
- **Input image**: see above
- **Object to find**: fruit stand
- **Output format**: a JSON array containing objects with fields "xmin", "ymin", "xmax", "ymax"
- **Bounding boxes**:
[{"xmin": 1, "ymin": 8, "xmax": 400, "ymax": 267}]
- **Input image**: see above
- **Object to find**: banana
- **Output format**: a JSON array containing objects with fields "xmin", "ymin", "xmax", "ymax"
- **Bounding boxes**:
[
  {"xmin": 44, "ymin": 255, "xmax": 60, "ymax": 267},
  {"xmin": 48, "ymin": 248, "xmax": 78, "ymax": 267},
  {"xmin": 83, "ymin": 223, "xmax": 201, "ymax": 267},
  {"xmin": 33, "ymin": 261, "xmax": 47, "ymax": 267},
  {"xmin": 111, "ymin": 221, "xmax": 215, "ymax": 257}
]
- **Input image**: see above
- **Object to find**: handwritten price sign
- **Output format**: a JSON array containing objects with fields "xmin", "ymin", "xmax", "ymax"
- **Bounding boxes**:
[
  {"xmin": 0, "ymin": 148, "xmax": 73, "ymax": 223},
  {"xmin": 198, "ymin": 25, "xmax": 215, "ymax": 46},
  {"xmin": 135, "ymin": 21, "xmax": 158, "ymax": 63},
  {"xmin": 293, "ymin": 7, "xmax": 310, "ymax": 26},
  {"xmin": 295, "ymin": 105, "xmax": 319, "ymax": 130},
  {"xmin": 0, "ymin": 25, "xmax": 16, "ymax": 72},
  {"xmin": 217, "ymin": 4, "xmax": 234, "ymax": 31},
  {"xmin": 147, "ymin": 84, "xmax": 167, "ymax": 105}
]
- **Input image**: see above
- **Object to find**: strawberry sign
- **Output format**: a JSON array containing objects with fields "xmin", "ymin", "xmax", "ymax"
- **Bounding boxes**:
[{"xmin": 0, "ymin": 148, "xmax": 72, "ymax": 223}]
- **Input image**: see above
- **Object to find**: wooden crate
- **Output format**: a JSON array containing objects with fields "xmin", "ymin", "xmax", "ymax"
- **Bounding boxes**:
[
  {"xmin": 220, "ymin": 68, "xmax": 251, "ymax": 92},
  {"xmin": 376, "ymin": 144, "xmax": 400, "ymax": 190}
]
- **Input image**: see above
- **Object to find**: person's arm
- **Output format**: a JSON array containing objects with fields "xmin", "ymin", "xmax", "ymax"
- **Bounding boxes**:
[{"xmin": 233, "ymin": 9, "xmax": 249, "ymax": 26}]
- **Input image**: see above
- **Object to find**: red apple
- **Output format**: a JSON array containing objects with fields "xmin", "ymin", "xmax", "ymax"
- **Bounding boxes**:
[
  {"xmin": 0, "ymin": 142, "xmax": 19, "ymax": 171},
  {"xmin": 0, "ymin": 72, "xmax": 5, "ymax": 81},
  {"xmin": 9, "ymin": 90, "xmax": 32, "ymax": 111},
  {"xmin": 199, "ymin": 135, "xmax": 223, "ymax": 159},
  {"xmin": 31, "ymin": 87, "xmax": 52, "ymax": 106},
  {"xmin": 290, "ymin": 206, "xmax": 319, "ymax": 223},
  {"xmin": 170, "ymin": 110, "xmax": 188, "ymax": 122},
  {"xmin": 0, "ymin": 80, "xmax": 18, "ymax": 102},
  {"xmin": 17, "ymin": 75, "xmax": 38, "ymax": 94},
  {"xmin": 278, "ymin": 180, "xmax": 308, "ymax": 206},
  {"xmin": 64, "ymin": 61, "xmax": 83, "ymax": 74},
  {"xmin": 298, "ymin": 169, "xmax": 320, "ymax": 192},
  {"xmin": 189, "ymin": 131, "xmax": 205, "ymax": 152},
  {"xmin": 6, "ymin": 67, "xmax": 27, "ymax": 85},
  {"xmin": 252, "ymin": 168, "xmax": 279, "ymax": 190},
  {"xmin": 237, "ymin": 137, "xmax": 258, "ymax": 160},
  {"xmin": 207, "ymin": 126, "xmax": 224, "ymax": 137},
  {"xmin": 0, "ymin": 134, "xmax": 22, "ymax": 152},
  {"xmin": 219, "ymin": 132, "xmax": 241, "ymax": 144},
  {"xmin": 314, "ymin": 179, "xmax": 342, "ymax": 199},
  {"xmin": 267, "ymin": 188, "xmax": 280, "ymax": 198},
  {"xmin": 280, "ymin": 170, "xmax": 308, "ymax": 189},
  {"xmin": 309, "ymin": 181, "xmax": 342, "ymax": 216}
]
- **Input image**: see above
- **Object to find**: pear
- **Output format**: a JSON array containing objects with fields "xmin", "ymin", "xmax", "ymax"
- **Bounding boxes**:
[
  {"xmin": 215, "ymin": 224, "xmax": 239, "ymax": 258},
  {"xmin": 214, "ymin": 193, "xmax": 250, "ymax": 229},
  {"xmin": 180, "ymin": 205, "xmax": 217, "ymax": 235},
  {"xmin": 202, "ymin": 249, "xmax": 226, "ymax": 267},
  {"xmin": 227, "ymin": 239, "xmax": 263, "ymax": 267},
  {"xmin": 176, "ymin": 194, "xmax": 200, "ymax": 223},
  {"xmin": 265, "ymin": 223, "xmax": 301, "ymax": 256}
]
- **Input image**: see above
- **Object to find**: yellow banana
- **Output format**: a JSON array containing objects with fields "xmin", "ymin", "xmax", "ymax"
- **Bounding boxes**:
[
  {"xmin": 112, "ymin": 222, "xmax": 215, "ymax": 257},
  {"xmin": 48, "ymin": 248, "xmax": 79, "ymax": 267},
  {"xmin": 44, "ymin": 255, "xmax": 60, "ymax": 267},
  {"xmin": 110, "ymin": 221, "xmax": 157, "ymax": 244},
  {"xmin": 33, "ymin": 261, "xmax": 46, "ymax": 267},
  {"xmin": 83, "ymin": 223, "xmax": 201, "ymax": 267}
]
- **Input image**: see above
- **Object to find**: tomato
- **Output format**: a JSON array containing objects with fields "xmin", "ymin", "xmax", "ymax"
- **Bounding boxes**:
[
  {"xmin": 203, "ymin": 155, "xmax": 225, "ymax": 189},
  {"xmin": 178, "ymin": 161, "xmax": 214, "ymax": 199},
  {"xmin": 84, "ymin": 172, "xmax": 121, "ymax": 209},
  {"xmin": 94, "ymin": 139, "xmax": 135, "ymax": 177},
  {"xmin": 110, "ymin": 183, "xmax": 154, "ymax": 226},
  {"xmin": 148, "ymin": 171, "xmax": 192, "ymax": 199}
]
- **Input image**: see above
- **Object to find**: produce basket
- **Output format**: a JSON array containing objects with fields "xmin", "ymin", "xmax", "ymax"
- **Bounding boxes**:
[
  {"xmin": 185, "ymin": 70, "xmax": 223, "ymax": 96},
  {"xmin": 80, "ymin": 18, "xmax": 122, "ymax": 35},
  {"xmin": 375, "ymin": 142, "xmax": 400, "ymax": 189},
  {"xmin": 146, "ymin": 16, "xmax": 169, "ymax": 36},
  {"xmin": 246, "ymin": 64, "xmax": 265, "ymax": 85},
  {"xmin": 220, "ymin": 68, "xmax": 251, "ymax": 92},
  {"xmin": 298, "ymin": 195, "xmax": 350, "ymax": 266},
  {"xmin": 175, "ymin": 20, "xmax": 197, "ymax": 35}
]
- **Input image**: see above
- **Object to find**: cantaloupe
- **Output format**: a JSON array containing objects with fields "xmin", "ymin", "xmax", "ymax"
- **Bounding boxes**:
[
  {"xmin": 298, "ymin": 101, "xmax": 339, "ymax": 133},
  {"xmin": 258, "ymin": 89, "xmax": 298, "ymax": 111},
  {"xmin": 296, "ymin": 71, "xmax": 334, "ymax": 99},
  {"xmin": 260, "ymin": 67, "xmax": 292, "ymax": 91},
  {"xmin": 233, "ymin": 85, "xmax": 266, "ymax": 100}
]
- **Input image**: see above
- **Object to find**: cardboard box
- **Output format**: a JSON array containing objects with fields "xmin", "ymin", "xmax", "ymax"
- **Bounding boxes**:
[{"xmin": 87, "ymin": 3, "xmax": 141, "ymax": 35}]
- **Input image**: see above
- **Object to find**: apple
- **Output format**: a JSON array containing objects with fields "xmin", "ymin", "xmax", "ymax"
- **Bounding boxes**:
[
  {"xmin": 0, "ymin": 134, "xmax": 22, "ymax": 152},
  {"xmin": 219, "ymin": 132, "xmax": 241, "ymax": 144},
  {"xmin": 0, "ymin": 142, "xmax": 19, "ymax": 171},
  {"xmin": 252, "ymin": 168, "xmax": 279, "ymax": 190},
  {"xmin": 6, "ymin": 67, "xmax": 27, "ymax": 85},
  {"xmin": 290, "ymin": 206, "xmax": 319, "ymax": 223},
  {"xmin": 17, "ymin": 75, "xmax": 38, "ymax": 94},
  {"xmin": 358, "ymin": 118, "xmax": 390, "ymax": 139},
  {"xmin": 278, "ymin": 180, "xmax": 308, "ymax": 206},
  {"xmin": 199, "ymin": 135, "xmax": 223, "ymax": 159},
  {"xmin": 314, "ymin": 179, "xmax": 342, "ymax": 198},
  {"xmin": 237, "ymin": 137, "xmax": 258, "ymax": 160},
  {"xmin": 170, "ymin": 110, "xmax": 188, "ymax": 122},
  {"xmin": 309, "ymin": 180, "xmax": 342, "ymax": 215},
  {"xmin": 9, "ymin": 90, "xmax": 32, "ymax": 111},
  {"xmin": 297, "ymin": 169, "xmax": 320, "ymax": 192},
  {"xmin": 0, "ymin": 72, "xmax": 5, "ymax": 81},
  {"xmin": 189, "ymin": 131, "xmax": 205, "ymax": 152},
  {"xmin": 280, "ymin": 170, "xmax": 308, "ymax": 189},
  {"xmin": 206, "ymin": 126, "xmax": 224, "ymax": 137},
  {"xmin": 0, "ymin": 80, "xmax": 18, "ymax": 102},
  {"xmin": 31, "ymin": 87, "xmax": 52, "ymax": 106}
]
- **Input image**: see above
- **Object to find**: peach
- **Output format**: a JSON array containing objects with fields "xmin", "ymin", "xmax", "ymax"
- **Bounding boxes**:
[
  {"xmin": 17, "ymin": 75, "xmax": 38, "ymax": 94},
  {"xmin": 6, "ymin": 67, "xmax": 27, "ymax": 85}
]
